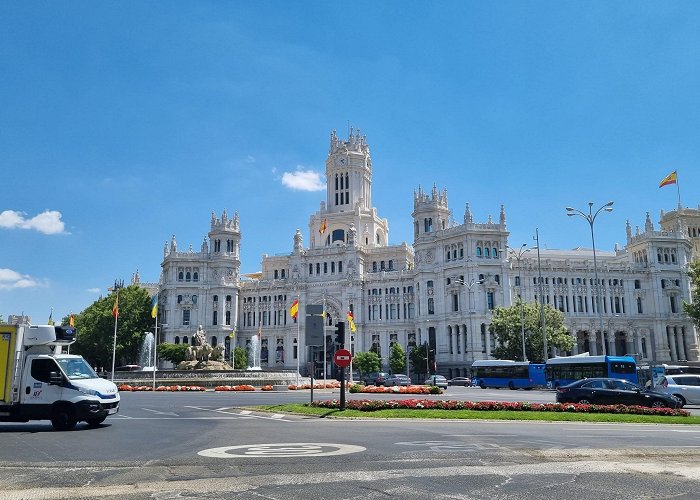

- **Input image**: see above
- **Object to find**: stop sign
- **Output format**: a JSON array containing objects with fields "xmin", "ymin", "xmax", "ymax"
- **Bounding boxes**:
[{"xmin": 333, "ymin": 349, "xmax": 352, "ymax": 368}]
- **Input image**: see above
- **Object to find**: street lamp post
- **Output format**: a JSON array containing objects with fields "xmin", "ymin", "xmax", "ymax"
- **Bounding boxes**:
[
  {"xmin": 566, "ymin": 201, "xmax": 614, "ymax": 356},
  {"xmin": 456, "ymin": 278, "xmax": 484, "ymax": 361},
  {"xmin": 533, "ymin": 229, "xmax": 548, "ymax": 361},
  {"xmin": 507, "ymin": 244, "xmax": 530, "ymax": 362}
]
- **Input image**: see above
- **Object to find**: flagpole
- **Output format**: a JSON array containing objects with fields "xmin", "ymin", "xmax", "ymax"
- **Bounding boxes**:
[
  {"xmin": 322, "ymin": 295, "xmax": 327, "ymax": 387},
  {"xmin": 296, "ymin": 293, "xmax": 300, "ymax": 388},
  {"xmin": 152, "ymin": 299, "xmax": 158, "ymax": 391},
  {"xmin": 676, "ymin": 171, "xmax": 682, "ymax": 209},
  {"xmin": 110, "ymin": 289, "xmax": 119, "ymax": 382}
]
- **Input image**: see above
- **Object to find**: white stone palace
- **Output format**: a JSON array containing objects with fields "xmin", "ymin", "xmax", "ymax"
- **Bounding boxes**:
[{"xmin": 154, "ymin": 129, "xmax": 700, "ymax": 378}]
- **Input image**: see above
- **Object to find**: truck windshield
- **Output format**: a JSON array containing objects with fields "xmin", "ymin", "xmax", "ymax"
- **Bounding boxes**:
[{"xmin": 56, "ymin": 358, "xmax": 98, "ymax": 380}]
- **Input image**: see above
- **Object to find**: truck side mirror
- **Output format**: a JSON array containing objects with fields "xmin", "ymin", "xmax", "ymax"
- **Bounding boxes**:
[{"xmin": 49, "ymin": 371, "xmax": 63, "ymax": 385}]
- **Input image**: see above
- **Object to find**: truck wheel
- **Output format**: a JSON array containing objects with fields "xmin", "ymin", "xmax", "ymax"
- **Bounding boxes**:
[
  {"xmin": 85, "ymin": 415, "xmax": 107, "ymax": 427},
  {"xmin": 51, "ymin": 404, "xmax": 77, "ymax": 431}
]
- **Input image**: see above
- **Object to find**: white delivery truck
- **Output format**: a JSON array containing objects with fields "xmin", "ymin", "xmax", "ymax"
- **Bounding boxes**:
[{"xmin": 0, "ymin": 323, "xmax": 120, "ymax": 430}]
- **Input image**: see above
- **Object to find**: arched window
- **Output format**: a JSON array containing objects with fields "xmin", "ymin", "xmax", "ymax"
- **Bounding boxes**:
[
  {"xmin": 178, "ymin": 271, "xmax": 184, "ymax": 281},
  {"xmin": 485, "ymin": 247, "xmax": 490, "ymax": 257},
  {"xmin": 186, "ymin": 271, "xmax": 191, "ymax": 281},
  {"xmin": 213, "ymin": 310, "xmax": 218, "ymax": 325},
  {"xmin": 193, "ymin": 272, "xmax": 199, "ymax": 281},
  {"xmin": 211, "ymin": 336, "xmax": 217, "ymax": 347},
  {"xmin": 177, "ymin": 295, "xmax": 182, "ymax": 304},
  {"xmin": 476, "ymin": 247, "xmax": 482, "ymax": 257},
  {"xmin": 183, "ymin": 336, "xmax": 189, "ymax": 345},
  {"xmin": 213, "ymin": 295, "xmax": 218, "ymax": 302},
  {"xmin": 174, "ymin": 336, "xmax": 180, "ymax": 344},
  {"xmin": 226, "ymin": 310, "xmax": 231, "ymax": 325},
  {"xmin": 492, "ymin": 247, "xmax": 498, "ymax": 257}
]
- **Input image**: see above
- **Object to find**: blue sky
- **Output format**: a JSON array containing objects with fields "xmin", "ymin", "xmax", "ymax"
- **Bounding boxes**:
[{"xmin": 1, "ymin": 2, "xmax": 699, "ymax": 323}]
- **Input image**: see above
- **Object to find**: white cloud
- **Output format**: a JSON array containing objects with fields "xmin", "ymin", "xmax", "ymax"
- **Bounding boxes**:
[
  {"xmin": 281, "ymin": 168, "xmax": 326, "ymax": 192},
  {"xmin": 0, "ymin": 210, "xmax": 66, "ymax": 235},
  {"xmin": 87, "ymin": 288, "xmax": 101, "ymax": 293},
  {"xmin": 0, "ymin": 268, "xmax": 47, "ymax": 290}
]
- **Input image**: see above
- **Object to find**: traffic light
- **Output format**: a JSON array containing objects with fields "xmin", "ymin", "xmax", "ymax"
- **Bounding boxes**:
[{"xmin": 335, "ymin": 321, "xmax": 346, "ymax": 347}]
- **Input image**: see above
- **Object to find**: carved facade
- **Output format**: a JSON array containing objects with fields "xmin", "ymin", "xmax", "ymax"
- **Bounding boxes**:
[{"xmin": 156, "ymin": 130, "xmax": 700, "ymax": 377}]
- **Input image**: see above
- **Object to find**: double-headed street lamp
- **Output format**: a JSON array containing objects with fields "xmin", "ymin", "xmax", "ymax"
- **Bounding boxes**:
[
  {"xmin": 507, "ymin": 244, "xmax": 530, "ymax": 362},
  {"xmin": 566, "ymin": 201, "xmax": 614, "ymax": 356},
  {"xmin": 456, "ymin": 277, "xmax": 484, "ymax": 360}
]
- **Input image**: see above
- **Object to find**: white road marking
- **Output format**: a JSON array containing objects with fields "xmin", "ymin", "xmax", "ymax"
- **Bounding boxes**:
[
  {"xmin": 198, "ymin": 443, "xmax": 366, "ymax": 458},
  {"xmin": 140, "ymin": 408, "xmax": 179, "ymax": 416},
  {"xmin": 184, "ymin": 406, "xmax": 293, "ymax": 422}
]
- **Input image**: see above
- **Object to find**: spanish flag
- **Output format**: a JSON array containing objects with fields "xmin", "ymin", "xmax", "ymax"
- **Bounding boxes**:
[
  {"xmin": 151, "ymin": 293, "xmax": 158, "ymax": 319},
  {"xmin": 289, "ymin": 299, "xmax": 299, "ymax": 319},
  {"xmin": 346, "ymin": 310, "xmax": 356, "ymax": 333},
  {"xmin": 112, "ymin": 295, "xmax": 119, "ymax": 318},
  {"xmin": 319, "ymin": 218, "xmax": 328, "ymax": 235},
  {"xmin": 659, "ymin": 170, "xmax": 678, "ymax": 188}
]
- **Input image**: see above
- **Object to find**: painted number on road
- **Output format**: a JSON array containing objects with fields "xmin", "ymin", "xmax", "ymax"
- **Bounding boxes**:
[{"xmin": 198, "ymin": 443, "xmax": 366, "ymax": 458}]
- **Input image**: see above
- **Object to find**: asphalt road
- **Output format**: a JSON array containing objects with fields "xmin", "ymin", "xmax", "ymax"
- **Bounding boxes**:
[{"xmin": 1, "ymin": 390, "xmax": 699, "ymax": 499}]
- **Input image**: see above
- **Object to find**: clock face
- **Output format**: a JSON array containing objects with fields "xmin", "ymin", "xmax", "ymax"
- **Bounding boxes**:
[{"xmin": 335, "ymin": 156, "xmax": 346, "ymax": 166}]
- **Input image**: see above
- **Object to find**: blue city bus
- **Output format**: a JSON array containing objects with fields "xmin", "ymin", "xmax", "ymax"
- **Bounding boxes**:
[
  {"xmin": 471, "ymin": 360, "xmax": 546, "ymax": 390},
  {"xmin": 545, "ymin": 355, "xmax": 637, "ymax": 388}
]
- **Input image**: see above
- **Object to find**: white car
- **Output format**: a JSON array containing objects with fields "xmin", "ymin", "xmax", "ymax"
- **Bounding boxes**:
[
  {"xmin": 657, "ymin": 374, "xmax": 700, "ymax": 407},
  {"xmin": 424, "ymin": 375, "xmax": 448, "ymax": 389}
]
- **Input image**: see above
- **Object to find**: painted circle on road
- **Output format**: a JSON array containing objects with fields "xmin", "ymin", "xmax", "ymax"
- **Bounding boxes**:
[{"xmin": 198, "ymin": 443, "xmax": 366, "ymax": 458}]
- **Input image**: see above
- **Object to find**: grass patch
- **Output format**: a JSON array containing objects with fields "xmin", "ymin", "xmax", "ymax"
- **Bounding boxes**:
[{"xmin": 254, "ymin": 403, "xmax": 700, "ymax": 425}]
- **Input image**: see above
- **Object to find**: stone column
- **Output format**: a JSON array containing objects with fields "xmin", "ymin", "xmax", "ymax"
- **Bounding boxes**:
[{"xmin": 667, "ymin": 325, "xmax": 678, "ymax": 361}]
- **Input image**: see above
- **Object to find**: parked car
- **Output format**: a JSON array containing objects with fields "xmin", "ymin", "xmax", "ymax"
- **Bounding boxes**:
[
  {"xmin": 424, "ymin": 375, "xmax": 448, "ymax": 389},
  {"xmin": 448, "ymin": 376, "xmax": 472, "ymax": 387},
  {"xmin": 362, "ymin": 372, "xmax": 390, "ymax": 386},
  {"xmin": 656, "ymin": 374, "xmax": 700, "ymax": 407},
  {"xmin": 383, "ymin": 374, "xmax": 411, "ymax": 387},
  {"xmin": 555, "ymin": 378, "xmax": 682, "ymax": 408}
]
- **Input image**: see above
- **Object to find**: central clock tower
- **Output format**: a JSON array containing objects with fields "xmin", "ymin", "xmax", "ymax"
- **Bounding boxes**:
[{"xmin": 309, "ymin": 128, "xmax": 389, "ymax": 249}]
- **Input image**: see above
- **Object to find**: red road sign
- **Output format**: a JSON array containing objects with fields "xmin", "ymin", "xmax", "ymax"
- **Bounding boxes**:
[{"xmin": 333, "ymin": 349, "xmax": 352, "ymax": 368}]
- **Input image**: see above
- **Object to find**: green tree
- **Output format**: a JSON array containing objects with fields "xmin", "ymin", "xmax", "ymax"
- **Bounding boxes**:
[
  {"xmin": 489, "ymin": 300, "xmax": 574, "ymax": 363},
  {"xmin": 353, "ymin": 351, "xmax": 381, "ymax": 375},
  {"xmin": 158, "ymin": 342, "xmax": 189, "ymax": 366},
  {"xmin": 233, "ymin": 346, "xmax": 248, "ymax": 369},
  {"xmin": 683, "ymin": 260, "xmax": 700, "ymax": 328},
  {"xmin": 71, "ymin": 285, "xmax": 154, "ymax": 370},
  {"xmin": 389, "ymin": 342, "xmax": 406, "ymax": 374},
  {"xmin": 409, "ymin": 343, "xmax": 434, "ymax": 377}
]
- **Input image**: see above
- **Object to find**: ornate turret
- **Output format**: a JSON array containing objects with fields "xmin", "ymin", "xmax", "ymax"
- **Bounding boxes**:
[
  {"xmin": 412, "ymin": 184, "xmax": 451, "ymax": 240},
  {"xmin": 293, "ymin": 229, "xmax": 303, "ymax": 254},
  {"xmin": 499, "ymin": 204, "xmax": 507, "ymax": 225},
  {"xmin": 626, "ymin": 220, "xmax": 632, "ymax": 243},
  {"xmin": 464, "ymin": 203, "xmax": 473, "ymax": 224},
  {"xmin": 645, "ymin": 212, "xmax": 654, "ymax": 232}
]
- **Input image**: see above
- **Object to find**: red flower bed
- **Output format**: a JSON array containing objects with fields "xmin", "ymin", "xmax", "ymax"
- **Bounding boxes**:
[
  {"xmin": 350, "ymin": 384, "xmax": 440, "ymax": 395},
  {"xmin": 214, "ymin": 385, "xmax": 256, "ymax": 391},
  {"xmin": 288, "ymin": 382, "xmax": 342, "ymax": 390},
  {"xmin": 118, "ymin": 384, "xmax": 205, "ymax": 392},
  {"xmin": 309, "ymin": 399, "xmax": 690, "ymax": 416}
]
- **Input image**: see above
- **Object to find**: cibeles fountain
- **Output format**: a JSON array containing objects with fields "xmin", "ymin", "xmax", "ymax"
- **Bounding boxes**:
[
  {"xmin": 177, "ymin": 325, "xmax": 229, "ymax": 371},
  {"xmin": 120, "ymin": 325, "xmax": 305, "ymax": 388}
]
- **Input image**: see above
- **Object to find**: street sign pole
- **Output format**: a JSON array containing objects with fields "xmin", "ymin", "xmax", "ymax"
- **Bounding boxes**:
[{"xmin": 333, "ymin": 347, "xmax": 352, "ymax": 411}]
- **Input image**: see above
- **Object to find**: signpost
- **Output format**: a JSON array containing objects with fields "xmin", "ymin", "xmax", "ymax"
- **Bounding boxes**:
[
  {"xmin": 333, "ymin": 348, "xmax": 352, "ymax": 410},
  {"xmin": 305, "ymin": 305, "xmax": 324, "ymax": 404}
]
